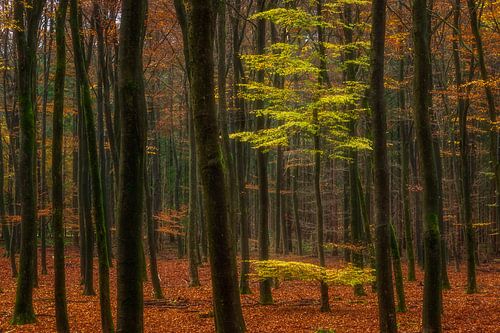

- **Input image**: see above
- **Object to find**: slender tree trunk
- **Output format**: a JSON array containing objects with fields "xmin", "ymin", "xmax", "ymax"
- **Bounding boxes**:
[
  {"xmin": 412, "ymin": 0, "xmax": 442, "ymax": 330},
  {"xmin": 453, "ymin": 0, "xmax": 477, "ymax": 294},
  {"xmin": 217, "ymin": 0, "xmax": 237, "ymax": 242},
  {"xmin": 52, "ymin": 0, "xmax": 71, "ymax": 330},
  {"xmin": 316, "ymin": 0, "xmax": 330, "ymax": 312},
  {"xmin": 69, "ymin": 1, "xmax": 114, "ymax": 330},
  {"xmin": 232, "ymin": 0, "xmax": 251, "ymax": 294},
  {"xmin": 145, "ymin": 166, "xmax": 164, "ymax": 299},
  {"xmin": 255, "ymin": 0, "xmax": 273, "ymax": 306},
  {"xmin": 275, "ymin": 146, "xmax": 282, "ymax": 254},
  {"xmin": 292, "ymin": 166, "xmax": 303, "ymax": 255},
  {"xmin": 93, "ymin": 1, "xmax": 113, "ymax": 263},
  {"xmin": 370, "ymin": 0, "xmax": 398, "ymax": 328},
  {"xmin": 466, "ymin": 0, "xmax": 499, "ymax": 252},
  {"xmin": 390, "ymin": 224, "xmax": 406, "ymax": 313},
  {"xmin": 40, "ymin": 6, "xmax": 53, "ymax": 276}
]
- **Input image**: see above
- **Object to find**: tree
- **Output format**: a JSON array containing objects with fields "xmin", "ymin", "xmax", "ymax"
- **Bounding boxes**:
[
  {"xmin": 255, "ymin": 0, "xmax": 273, "ymax": 306},
  {"xmin": 182, "ymin": 0, "xmax": 246, "ymax": 331},
  {"xmin": 455, "ymin": 0, "xmax": 477, "ymax": 294},
  {"xmin": 11, "ymin": 0, "xmax": 46, "ymax": 324},
  {"xmin": 116, "ymin": 0, "xmax": 148, "ymax": 331},
  {"xmin": 412, "ymin": 0, "xmax": 442, "ymax": 330},
  {"xmin": 370, "ymin": 0, "xmax": 397, "ymax": 329},
  {"xmin": 466, "ymin": 0, "xmax": 498, "ymax": 255},
  {"xmin": 316, "ymin": 0, "xmax": 330, "ymax": 312},
  {"xmin": 52, "ymin": 0, "xmax": 70, "ymax": 330},
  {"xmin": 69, "ymin": 0, "xmax": 113, "ymax": 330}
]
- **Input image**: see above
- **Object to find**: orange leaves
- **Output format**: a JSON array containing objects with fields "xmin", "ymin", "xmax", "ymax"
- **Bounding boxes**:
[{"xmin": 154, "ymin": 205, "xmax": 188, "ymax": 236}]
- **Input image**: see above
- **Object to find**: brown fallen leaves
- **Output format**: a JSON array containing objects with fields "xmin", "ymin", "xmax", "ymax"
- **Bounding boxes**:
[{"xmin": 0, "ymin": 247, "xmax": 499, "ymax": 332}]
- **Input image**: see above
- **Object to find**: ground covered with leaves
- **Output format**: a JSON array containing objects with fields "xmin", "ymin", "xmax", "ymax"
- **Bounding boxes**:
[{"xmin": 0, "ymin": 247, "xmax": 499, "ymax": 332}]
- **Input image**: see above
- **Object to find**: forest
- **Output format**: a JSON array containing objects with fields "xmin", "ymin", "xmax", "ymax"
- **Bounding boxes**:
[{"xmin": 0, "ymin": 0, "xmax": 498, "ymax": 332}]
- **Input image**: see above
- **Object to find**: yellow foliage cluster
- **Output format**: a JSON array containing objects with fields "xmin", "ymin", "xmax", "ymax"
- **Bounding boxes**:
[{"xmin": 250, "ymin": 260, "xmax": 375, "ymax": 287}]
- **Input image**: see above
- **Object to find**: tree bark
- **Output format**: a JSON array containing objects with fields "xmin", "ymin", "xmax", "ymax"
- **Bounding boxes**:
[
  {"xmin": 370, "ymin": 0, "xmax": 398, "ymax": 328},
  {"xmin": 52, "ymin": 0, "xmax": 71, "ymax": 330},
  {"xmin": 116, "ymin": 0, "xmax": 148, "ymax": 331},
  {"xmin": 11, "ymin": 0, "xmax": 46, "ymax": 324},
  {"xmin": 69, "ymin": 1, "xmax": 113, "ymax": 330},
  {"xmin": 412, "ymin": 0, "xmax": 443, "ymax": 329}
]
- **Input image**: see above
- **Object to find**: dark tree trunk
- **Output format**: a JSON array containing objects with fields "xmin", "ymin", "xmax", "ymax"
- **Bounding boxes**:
[
  {"xmin": 116, "ymin": 0, "xmax": 148, "ymax": 331},
  {"xmin": 292, "ymin": 166, "xmax": 303, "ymax": 256},
  {"xmin": 466, "ymin": 0, "xmax": 498, "ymax": 252},
  {"xmin": 145, "ymin": 166, "xmax": 164, "ymax": 299},
  {"xmin": 369, "ymin": 0, "xmax": 398, "ymax": 329},
  {"xmin": 454, "ymin": 0, "xmax": 477, "ymax": 294},
  {"xmin": 345, "ymin": 4, "xmax": 365, "ymax": 297},
  {"xmin": 69, "ymin": 1, "xmax": 114, "ymax": 330},
  {"xmin": 187, "ymin": 105, "xmax": 200, "ymax": 287},
  {"xmin": 11, "ymin": 0, "xmax": 46, "ymax": 325},
  {"xmin": 412, "ymin": 0, "xmax": 443, "ymax": 330},
  {"xmin": 183, "ymin": 1, "xmax": 246, "ymax": 331},
  {"xmin": 52, "ymin": 0, "xmax": 71, "ymax": 330},
  {"xmin": 316, "ymin": 0, "xmax": 330, "ymax": 312},
  {"xmin": 255, "ymin": 0, "xmax": 273, "ymax": 306}
]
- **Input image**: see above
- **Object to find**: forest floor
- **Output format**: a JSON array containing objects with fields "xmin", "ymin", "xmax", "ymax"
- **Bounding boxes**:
[{"xmin": 0, "ymin": 247, "xmax": 499, "ymax": 332}]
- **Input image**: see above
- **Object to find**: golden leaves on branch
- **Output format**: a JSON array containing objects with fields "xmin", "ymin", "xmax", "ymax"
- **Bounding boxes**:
[{"xmin": 154, "ymin": 205, "xmax": 187, "ymax": 236}]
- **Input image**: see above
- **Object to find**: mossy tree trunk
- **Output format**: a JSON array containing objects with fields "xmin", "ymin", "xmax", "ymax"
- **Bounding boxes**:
[
  {"xmin": 183, "ymin": 0, "xmax": 246, "ymax": 331},
  {"xmin": 11, "ymin": 0, "xmax": 45, "ymax": 325}
]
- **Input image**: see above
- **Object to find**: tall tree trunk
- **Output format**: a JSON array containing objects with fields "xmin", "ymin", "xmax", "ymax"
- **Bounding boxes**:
[
  {"xmin": 466, "ymin": 0, "xmax": 498, "ymax": 252},
  {"xmin": 454, "ymin": 0, "xmax": 477, "ymax": 294},
  {"xmin": 370, "ymin": 0, "xmax": 398, "ymax": 329},
  {"xmin": 11, "ymin": 0, "xmax": 45, "ymax": 324},
  {"xmin": 217, "ymin": 0, "xmax": 237, "ymax": 242},
  {"xmin": 412, "ymin": 0, "xmax": 442, "ymax": 330},
  {"xmin": 40, "ymin": 5, "xmax": 53, "ymax": 276},
  {"xmin": 183, "ymin": 1, "xmax": 247, "ymax": 331},
  {"xmin": 344, "ymin": 3, "xmax": 365, "ymax": 297},
  {"xmin": 116, "ymin": 0, "xmax": 148, "ymax": 331},
  {"xmin": 93, "ymin": 1, "xmax": 113, "ymax": 263},
  {"xmin": 316, "ymin": 0, "xmax": 330, "ymax": 312},
  {"xmin": 52, "ymin": 0, "xmax": 71, "ymax": 330},
  {"xmin": 232, "ymin": 0, "xmax": 251, "ymax": 294},
  {"xmin": 255, "ymin": 0, "xmax": 273, "ymax": 306},
  {"xmin": 69, "ymin": 1, "xmax": 114, "ymax": 331}
]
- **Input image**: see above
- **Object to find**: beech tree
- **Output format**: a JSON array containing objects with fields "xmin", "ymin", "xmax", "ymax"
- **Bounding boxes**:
[
  {"xmin": 116, "ymin": 0, "xmax": 148, "ymax": 331},
  {"xmin": 11, "ymin": 0, "xmax": 46, "ymax": 324},
  {"xmin": 182, "ymin": 0, "xmax": 246, "ymax": 331},
  {"xmin": 52, "ymin": 0, "xmax": 70, "ymax": 330}
]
